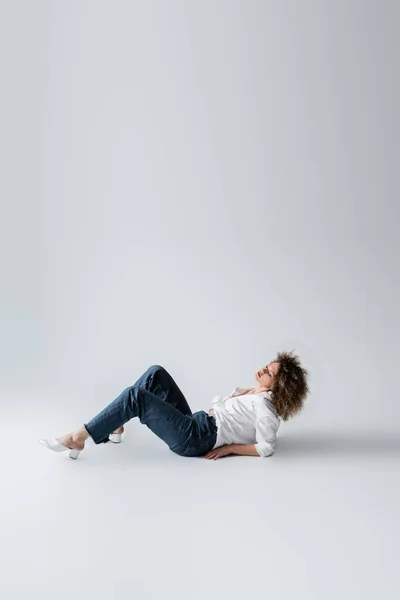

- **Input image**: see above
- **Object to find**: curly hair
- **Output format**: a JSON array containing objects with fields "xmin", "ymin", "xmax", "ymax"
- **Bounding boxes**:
[{"xmin": 269, "ymin": 350, "xmax": 310, "ymax": 421}]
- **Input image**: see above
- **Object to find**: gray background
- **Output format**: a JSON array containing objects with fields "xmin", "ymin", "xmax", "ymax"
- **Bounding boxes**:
[{"xmin": 1, "ymin": 1, "xmax": 399, "ymax": 599}]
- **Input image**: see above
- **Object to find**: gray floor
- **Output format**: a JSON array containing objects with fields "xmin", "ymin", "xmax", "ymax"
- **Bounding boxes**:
[{"xmin": 2, "ymin": 411, "xmax": 399, "ymax": 600}]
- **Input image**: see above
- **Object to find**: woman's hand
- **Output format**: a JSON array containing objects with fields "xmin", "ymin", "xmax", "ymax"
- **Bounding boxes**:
[{"xmin": 205, "ymin": 445, "xmax": 233, "ymax": 460}]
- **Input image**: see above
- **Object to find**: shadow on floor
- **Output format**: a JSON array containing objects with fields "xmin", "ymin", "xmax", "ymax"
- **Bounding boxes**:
[{"xmin": 276, "ymin": 432, "xmax": 400, "ymax": 457}]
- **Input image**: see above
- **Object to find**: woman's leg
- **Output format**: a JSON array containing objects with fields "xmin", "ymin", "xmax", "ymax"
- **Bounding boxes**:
[
  {"xmin": 84, "ymin": 385, "xmax": 195, "ymax": 454},
  {"xmin": 110, "ymin": 365, "xmax": 190, "ymax": 438},
  {"xmin": 131, "ymin": 364, "xmax": 193, "ymax": 416},
  {"xmin": 56, "ymin": 365, "xmax": 217, "ymax": 456},
  {"xmin": 83, "ymin": 365, "xmax": 195, "ymax": 450}
]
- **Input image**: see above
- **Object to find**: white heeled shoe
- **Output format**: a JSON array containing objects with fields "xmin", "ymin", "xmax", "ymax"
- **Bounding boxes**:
[
  {"xmin": 109, "ymin": 433, "xmax": 122, "ymax": 444},
  {"xmin": 39, "ymin": 438, "xmax": 82, "ymax": 459}
]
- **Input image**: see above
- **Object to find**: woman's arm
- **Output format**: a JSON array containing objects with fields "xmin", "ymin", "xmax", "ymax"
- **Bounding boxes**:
[
  {"xmin": 230, "ymin": 444, "xmax": 260, "ymax": 456},
  {"xmin": 205, "ymin": 443, "xmax": 260, "ymax": 459}
]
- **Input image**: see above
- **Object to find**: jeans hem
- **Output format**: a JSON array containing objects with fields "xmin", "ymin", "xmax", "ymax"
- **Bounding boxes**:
[{"xmin": 84, "ymin": 424, "xmax": 110, "ymax": 445}]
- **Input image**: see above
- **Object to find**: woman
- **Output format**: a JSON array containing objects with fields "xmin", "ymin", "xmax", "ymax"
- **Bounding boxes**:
[{"xmin": 39, "ymin": 350, "xmax": 309, "ymax": 460}]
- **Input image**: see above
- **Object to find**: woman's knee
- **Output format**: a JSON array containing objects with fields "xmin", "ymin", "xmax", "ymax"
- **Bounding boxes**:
[
  {"xmin": 147, "ymin": 364, "xmax": 172, "ymax": 381},
  {"xmin": 148, "ymin": 364, "xmax": 165, "ymax": 374}
]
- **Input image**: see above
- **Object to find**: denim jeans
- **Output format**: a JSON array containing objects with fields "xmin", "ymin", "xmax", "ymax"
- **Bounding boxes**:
[{"xmin": 84, "ymin": 364, "xmax": 218, "ymax": 457}]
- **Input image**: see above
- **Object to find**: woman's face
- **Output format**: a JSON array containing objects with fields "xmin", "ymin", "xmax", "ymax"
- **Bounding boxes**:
[{"xmin": 255, "ymin": 362, "xmax": 280, "ymax": 390}]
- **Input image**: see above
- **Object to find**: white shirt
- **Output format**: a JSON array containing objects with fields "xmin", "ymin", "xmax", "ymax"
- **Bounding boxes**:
[{"xmin": 208, "ymin": 386, "xmax": 281, "ymax": 457}]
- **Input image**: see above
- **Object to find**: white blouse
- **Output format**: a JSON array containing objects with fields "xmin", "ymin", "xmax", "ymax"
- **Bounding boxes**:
[{"xmin": 208, "ymin": 386, "xmax": 281, "ymax": 457}]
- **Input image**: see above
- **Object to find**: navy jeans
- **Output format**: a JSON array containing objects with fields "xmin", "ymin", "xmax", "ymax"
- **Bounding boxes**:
[{"xmin": 84, "ymin": 364, "xmax": 218, "ymax": 457}]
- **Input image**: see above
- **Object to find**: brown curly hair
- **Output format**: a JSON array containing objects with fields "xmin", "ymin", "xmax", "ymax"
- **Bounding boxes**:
[{"xmin": 269, "ymin": 350, "xmax": 310, "ymax": 421}]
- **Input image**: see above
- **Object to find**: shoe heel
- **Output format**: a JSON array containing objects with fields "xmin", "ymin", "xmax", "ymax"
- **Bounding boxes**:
[
  {"xmin": 109, "ymin": 433, "xmax": 122, "ymax": 444},
  {"xmin": 69, "ymin": 449, "xmax": 81, "ymax": 459}
]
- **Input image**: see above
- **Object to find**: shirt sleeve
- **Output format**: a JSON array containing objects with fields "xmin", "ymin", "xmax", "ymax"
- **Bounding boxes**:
[{"xmin": 254, "ymin": 416, "xmax": 278, "ymax": 457}]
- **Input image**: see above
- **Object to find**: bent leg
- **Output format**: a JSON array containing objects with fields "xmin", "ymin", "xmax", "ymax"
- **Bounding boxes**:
[
  {"xmin": 85, "ymin": 385, "xmax": 195, "ymax": 454},
  {"xmin": 84, "ymin": 364, "xmax": 193, "ymax": 445},
  {"xmin": 132, "ymin": 364, "xmax": 193, "ymax": 416}
]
